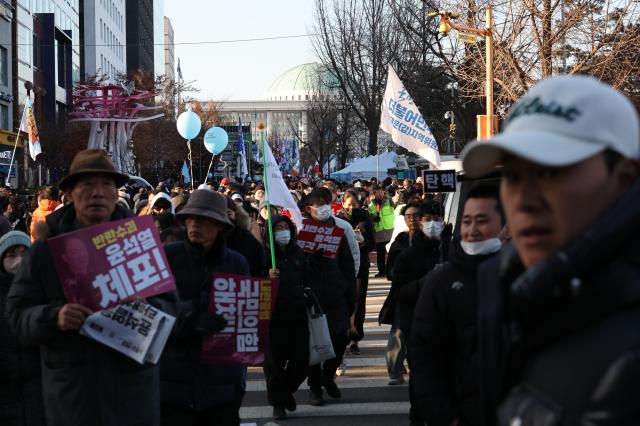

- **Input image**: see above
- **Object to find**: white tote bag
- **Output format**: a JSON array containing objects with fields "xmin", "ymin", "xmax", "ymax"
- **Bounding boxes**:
[{"xmin": 306, "ymin": 290, "xmax": 336, "ymax": 366}]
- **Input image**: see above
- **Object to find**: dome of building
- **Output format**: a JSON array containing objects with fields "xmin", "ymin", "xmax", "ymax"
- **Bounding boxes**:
[{"xmin": 264, "ymin": 63, "xmax": 339, "ymax": 101}]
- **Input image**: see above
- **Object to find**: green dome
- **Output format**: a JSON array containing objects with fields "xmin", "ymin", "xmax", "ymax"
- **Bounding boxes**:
[{"xmin": 264, "ymin": 63, "xmax": 339, "ymax": 100}]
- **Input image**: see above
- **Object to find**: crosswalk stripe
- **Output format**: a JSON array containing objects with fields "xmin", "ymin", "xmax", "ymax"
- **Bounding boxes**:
[
  {"xmin": 245, "ymin": 376, "xmax": 405, "ymax": 392},
  {"xmin": 240, "ymin": 401, "xmax": 411, "ymax": 419}
]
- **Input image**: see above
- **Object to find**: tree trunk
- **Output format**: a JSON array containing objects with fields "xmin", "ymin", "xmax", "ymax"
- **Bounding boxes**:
[{"xmin": 368, "ymin": 127, "xmax": 378, "ymax": 156}]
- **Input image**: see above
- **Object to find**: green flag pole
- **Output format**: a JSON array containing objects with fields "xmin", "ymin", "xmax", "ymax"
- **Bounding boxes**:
[{"xmin": 259, "ymin": 123, "xmax": 277, "ymax": 270}]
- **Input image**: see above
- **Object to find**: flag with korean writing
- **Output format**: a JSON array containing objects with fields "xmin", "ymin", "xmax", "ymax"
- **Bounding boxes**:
[
  {"xmin": 201, "ymin": 273, "xmax": 279, "ymax": 366},
  {"xmin": 380, "ymin": 65, "xmax": 441, "ymax": 168},
  {"xmin": 296, "ymin": 218, "xmax": 345, "ymax": 259},
  {"xmin": 49, "ymin": 215, "xmax": 176, "ymax": 312}
]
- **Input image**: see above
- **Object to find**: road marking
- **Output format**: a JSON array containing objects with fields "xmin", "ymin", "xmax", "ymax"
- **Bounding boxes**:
[
  {"xmin": 245, "ymin": 376, "xmax": 405, "ymax": 392},
  {"xmin": 241, "ymin": 401, "xmax": 410, "ymax": 419}
]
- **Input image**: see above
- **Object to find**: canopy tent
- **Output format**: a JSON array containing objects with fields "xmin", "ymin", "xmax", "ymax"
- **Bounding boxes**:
[{"xmin": 332, "ymin": 152, "xmax": 397, "ymax": 183}]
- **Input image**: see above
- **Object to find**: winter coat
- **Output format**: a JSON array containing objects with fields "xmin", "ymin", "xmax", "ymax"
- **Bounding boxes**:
[
  {"xmin": 303, "ymin": 216, "xmax": 356, "ymax": 335},
  {"xmin": 5, "ymin": 203, "xmax": 176, "ymax": 426},
  {"xmin": 333, "ymin": 214, "xmax": 360, "ymax": 273},
  {"xmin": 379, "ymin": 232, "xmax": 411, "ymax": 325},
  {"xmin": 387, "ymin": 231, "xmax": 440, "ymax": 332},
  {"xmin": 337, "ymin": 207, "xmax": 375, "ymax": 275},
  {"xmin": 264, "ymin": 215, "xmax": 309, "ymax": 326},
  {"xmin": 29, "ymin": 199, "xmax": 59, "ymax": 241},
  {"xmin": 410, "ymin": 238, "xmax": 498, "ymax": 426},
  {"xmin": 161, "ymin": 238, "xmax": 250, "ymax": 411},
  {"xmin": 477, "ymin": 180, "xmax": 640, "ymax": 426},
  {"xmin": 0, "ymin": 270, "xmax": 45, "ymax": 426},
  {"xmin": 227, "ymin": 226, "xmax": 266, "ymax": 278}
]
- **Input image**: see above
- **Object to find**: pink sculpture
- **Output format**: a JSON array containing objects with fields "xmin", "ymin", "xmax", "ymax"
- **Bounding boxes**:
[{"xmin": 69, "ymin": 82, "xmax": 164, "ymax": 173}]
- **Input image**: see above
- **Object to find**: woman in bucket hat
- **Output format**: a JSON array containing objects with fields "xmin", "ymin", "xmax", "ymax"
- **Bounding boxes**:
[{"xmin": 161, "ymin": 189, "xmax": 250, "ymax": 426}]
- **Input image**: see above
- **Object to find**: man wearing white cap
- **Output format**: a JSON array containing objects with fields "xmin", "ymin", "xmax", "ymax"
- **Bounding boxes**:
[{"xmin": 462, "ymin": 75, "xmax": 640, "ymax": 425}]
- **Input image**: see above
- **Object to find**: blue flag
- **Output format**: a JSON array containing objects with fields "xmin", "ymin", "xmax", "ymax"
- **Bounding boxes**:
[{"xmin": 181, "ymin": 160, "xmax": 191, "ymax": 184}]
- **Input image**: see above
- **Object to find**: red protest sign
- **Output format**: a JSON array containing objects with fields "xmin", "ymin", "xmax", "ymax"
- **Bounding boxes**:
[
  {"xmin": 296, "ymin": 218, "xmax": 345, "ymax": 259},
  {"xmin": 48, "ymin": 215, "xmax": 176, "ymax": 312},
  {"xmin": 201, "ymin": 273, "xmax": 278, "ymax": 366}
]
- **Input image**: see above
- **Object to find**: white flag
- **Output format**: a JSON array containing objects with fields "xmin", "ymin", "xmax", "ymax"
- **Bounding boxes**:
[
  {"xmin": 380, "ymin": 65, "xmax": 440, "ymax": 168},
  {"xmin": 21, "ymin": 98, "xmax": 42, "ymax": 161},
  {"xmin": 262, "ymin": 140, "xmax": 303, "ymax": 230}
]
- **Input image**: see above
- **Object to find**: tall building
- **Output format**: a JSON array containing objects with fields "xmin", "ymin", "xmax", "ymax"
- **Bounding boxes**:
[
  {"xmin": 163, "ymin": 16, "xmax": 173, "ymax": 81},
  {"xmin": 80, "ymin": 0, "xmax": 126, "ymax": 82},
  {"xmin": 152, "ymin": 0, "xmax": 163, "ymax": 77},
  {"xmin": 125, "ymin": 0, "xmax": 153, "ymax": 74},
  {"xmin": 0, "ymin": 1, "xmax": 17, "ymax": 185}
]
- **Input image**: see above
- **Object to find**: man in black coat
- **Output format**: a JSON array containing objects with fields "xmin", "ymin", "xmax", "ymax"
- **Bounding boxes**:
[
  {"xmin": 302, "ymin": 188, "xmax": 356, "ymax": 407},
  {"xmin": 161, "ymin": 189, "xmax": 250, "ymax": 426},
  {"xmin": 463, "ymin": 75, "xmax": 640, "ymax": 425},
  {"xmin": 411, "ymin": 184, "xmax": 504, "ymax": 426},
  {"xmin": 6, "ymin": 150, "xmax": 175, "ymax": 426}
]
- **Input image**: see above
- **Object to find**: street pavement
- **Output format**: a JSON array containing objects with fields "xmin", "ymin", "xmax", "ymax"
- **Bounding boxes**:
[{"xmin": 240, "ymin": 269, "xmax": 411, "ymax": 425}]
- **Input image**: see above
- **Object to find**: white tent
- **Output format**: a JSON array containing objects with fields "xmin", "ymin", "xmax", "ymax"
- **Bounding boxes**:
[{"xmin": 332, "ymin": 152, "xmax": 397, "ymax": 183}]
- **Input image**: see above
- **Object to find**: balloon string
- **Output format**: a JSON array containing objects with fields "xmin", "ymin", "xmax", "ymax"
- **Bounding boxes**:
[
  {"xmin": 187, "ymin": 139, "xmax": 195, "ymax": 191},
  {"xmin": 205, "ymin": 155, "xmax": 215, "ymax": 182}
]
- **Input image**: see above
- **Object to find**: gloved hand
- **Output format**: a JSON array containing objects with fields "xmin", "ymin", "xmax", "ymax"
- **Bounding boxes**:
[{"xmin": 194, "ymin": 311, "xmax": 227, "ymax": 333}]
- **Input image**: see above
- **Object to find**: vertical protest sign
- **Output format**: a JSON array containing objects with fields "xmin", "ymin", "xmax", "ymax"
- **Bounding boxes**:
[
  {"xmin": 48, "ymin": 215, "xmax": 176, "ymax": 312},
  {"xmin": 201, "ymin": 273, "xmax": 279, "ymax": 366}
]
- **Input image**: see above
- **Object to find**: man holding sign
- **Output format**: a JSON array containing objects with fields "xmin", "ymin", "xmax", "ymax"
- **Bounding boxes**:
[
  {"xmin": 6, "ymin": 150, "xmax": 176, "ymax": 426},
  {"xmin": 161, "ymin": 189, "xmax": 250, "ymax": 426}
]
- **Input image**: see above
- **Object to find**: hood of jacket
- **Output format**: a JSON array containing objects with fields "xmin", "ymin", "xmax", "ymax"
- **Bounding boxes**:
[
  {"xmin": 43, "ymin": 202, "xmax": 134, "ymax": 240},
  {"xmin": 270, "ymin": 214, "xmax": 298, "ymax": 251},
  {"xmin": 37, "ymin": 199, "xmax": 60, "ymax": 212},
  {"xmin": 148, "ymin": 192, "xmax": 176, "ymax": 215}
]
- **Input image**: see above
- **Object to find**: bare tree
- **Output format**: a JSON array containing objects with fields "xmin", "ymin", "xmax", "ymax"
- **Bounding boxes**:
[
  {"xmin": 429, "ymin": 0, "xmax": 640, "ymax": 111},
  {"xmin": 312, "ymin": 0, "xmax": 405, "ymax": 156}
]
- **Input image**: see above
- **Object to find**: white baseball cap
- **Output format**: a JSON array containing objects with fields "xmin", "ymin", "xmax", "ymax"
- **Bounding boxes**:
[{"xmin": 462, "ymin": 75, "xmax": 640, "ymax": 177}]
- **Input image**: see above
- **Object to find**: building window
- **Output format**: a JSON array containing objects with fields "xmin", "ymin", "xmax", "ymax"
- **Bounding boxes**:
[
  {"xmin": 33, "ymin": 35, "xmax": 41, "ymax": 70},
  {"xmin": 0, "ymin": 47, "xmax": 7, "ymax": 86},
  {"xmin": 0, "ymin": 105, "xmax": 8, "ymax": 130}
]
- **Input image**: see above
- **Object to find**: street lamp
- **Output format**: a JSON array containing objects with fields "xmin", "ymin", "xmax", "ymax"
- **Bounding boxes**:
[{"xmin": 429, "ymin": 5, "xmax": 496, "ymax": 140}]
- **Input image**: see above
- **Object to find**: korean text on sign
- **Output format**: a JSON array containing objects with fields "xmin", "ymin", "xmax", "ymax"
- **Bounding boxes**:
[
  {"xmin": 296, "ymin": 218, "xmax": 346, "ymax": 259},
  {"xmin": 422, "ymin": 169, "xmax": 457, "ymax": 193},
  {"xmin": 49, "ymin": 215, "xmax": 176, "ymax": 312},
  {"xmin": 201, "ymin": 273, "xmax": 278, "ymax": 366}
]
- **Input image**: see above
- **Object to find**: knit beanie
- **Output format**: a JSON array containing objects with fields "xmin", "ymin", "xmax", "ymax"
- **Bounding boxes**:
[{"xmin": 0, "ymin": 231, "xmax": 31, "ymax": 260}]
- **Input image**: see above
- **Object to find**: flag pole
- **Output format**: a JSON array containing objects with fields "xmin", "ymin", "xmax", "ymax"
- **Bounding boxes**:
[
  {"xmin": 6, "ymin": 98, "xmax": 28, "ymax": 187},
  {"xmin": 259, "ymin": 122, "xmax": 276, "ymax": 269}
]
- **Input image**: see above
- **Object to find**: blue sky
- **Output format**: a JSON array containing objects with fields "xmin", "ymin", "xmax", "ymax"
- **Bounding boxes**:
[{"xmin": 165, "ymin": 0, "xmax": 317, "ymax": 101}]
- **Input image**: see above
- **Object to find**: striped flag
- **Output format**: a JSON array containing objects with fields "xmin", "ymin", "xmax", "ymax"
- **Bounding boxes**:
[
  {"xmin": 236, "ymin": 118, "xmax": 248, "ymax": 179},
  {"xmin": 20, "ymin": 98, "xmax": 42, "ymax": 161}
]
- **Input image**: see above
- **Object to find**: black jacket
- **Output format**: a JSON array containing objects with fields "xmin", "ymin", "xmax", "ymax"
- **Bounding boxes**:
[
  {"xmin": 264, "ymin": 215, "xmax": 309, "ymax": 325},
  {"xmin": 303, "ymin": 216, "xmax": 356, "ymax": 335},
  {"xmin": 478, "ymin": 179, "xmax": 640, "ymax": 426},
  {"xmin": 388, "ymin": 231, "xmax": 440, "ymax": 332},
  {"xmin": 161, "ymin": 237, "xmax": 250, "ymax": 411},
  {"xmin": 337, "ymin": 207, "xmax": 375, "ymax": 274},
  {"xmin": 0, "ymin": 269, "xmax": 45, "ymax": 426},
  {"xmin": 6, "ymin": 203, "xmax": 175, "ymax": 426},
  {"xmin": 410, "ymin": 238, "xmax": 498, "ymax": 426},
  {"xmin": 379, "ymin": 231, "xmax": 411, "ymax": 324},
  {"xmin": 227, "ymin": 226, "xmax": 266, "ymax": 278}
]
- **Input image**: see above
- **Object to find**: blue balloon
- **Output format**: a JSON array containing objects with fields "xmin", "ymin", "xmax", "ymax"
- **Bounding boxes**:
[
  {"xmin": 176, "ymin": 110, "xmax": 202, "ymax": 140},
  {"xmin": 203, "ymin": 127, "xmax": 229, "ymax": 154}
]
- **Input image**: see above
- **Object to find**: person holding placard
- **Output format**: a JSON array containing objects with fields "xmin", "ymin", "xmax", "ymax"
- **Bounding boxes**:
[{"xmin": 6, "ymin": 149, "xmax": 176, "ymax": 426}]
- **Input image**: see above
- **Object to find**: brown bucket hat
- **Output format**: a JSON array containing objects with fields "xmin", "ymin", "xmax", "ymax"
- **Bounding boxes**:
[
  {"xmin": 59, "ymin": 149, "xmax": 129, "ymax": 191},
  {"xmin": 176, "ymin": 189, "xmax": 234, "ymax": 230}
]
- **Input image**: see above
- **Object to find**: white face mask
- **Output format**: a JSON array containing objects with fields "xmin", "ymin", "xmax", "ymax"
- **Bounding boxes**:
[
  {"xmin": 274, "ymin": 230, "xmax": 291, "ymax": 246},
  {"xmin": 460, "ymin": 238, "xmax": 502, "ymax": 256},
  {"xmin": 422, "ymin": 221, "xmax": 443, "ymax": 239},
  {"xmin": 311, "ymin": 205, "xmax": 332, "ymax": 222},
  {"xmin": 3, "ymin": 256, "xmax": 22, "ymax": 275}
]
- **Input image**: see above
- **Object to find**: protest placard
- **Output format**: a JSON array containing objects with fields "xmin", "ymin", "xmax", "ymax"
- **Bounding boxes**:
[
  {"xmin": 81, "ymin": 300, "xmax": 175, "ymax": 364},
  {"xmin": 201, "ymin": 273, "xmax": 278, "ymax": 366},
  {"xmin": 296, "ymin": 218, "xmax": 345, "ymax": 259},
  {"xmin": 422, "ymin": 169, "xmax": 457, "ymax": 193},
  {"xmin": 49, "ymin": 215, "xmax": 176, "ymax": 312}
]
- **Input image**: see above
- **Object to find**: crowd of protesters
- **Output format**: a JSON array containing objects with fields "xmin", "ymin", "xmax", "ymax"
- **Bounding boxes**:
[{"xmin": 2, "ymin": 75, "xmax": 640, "ymax": 426}]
